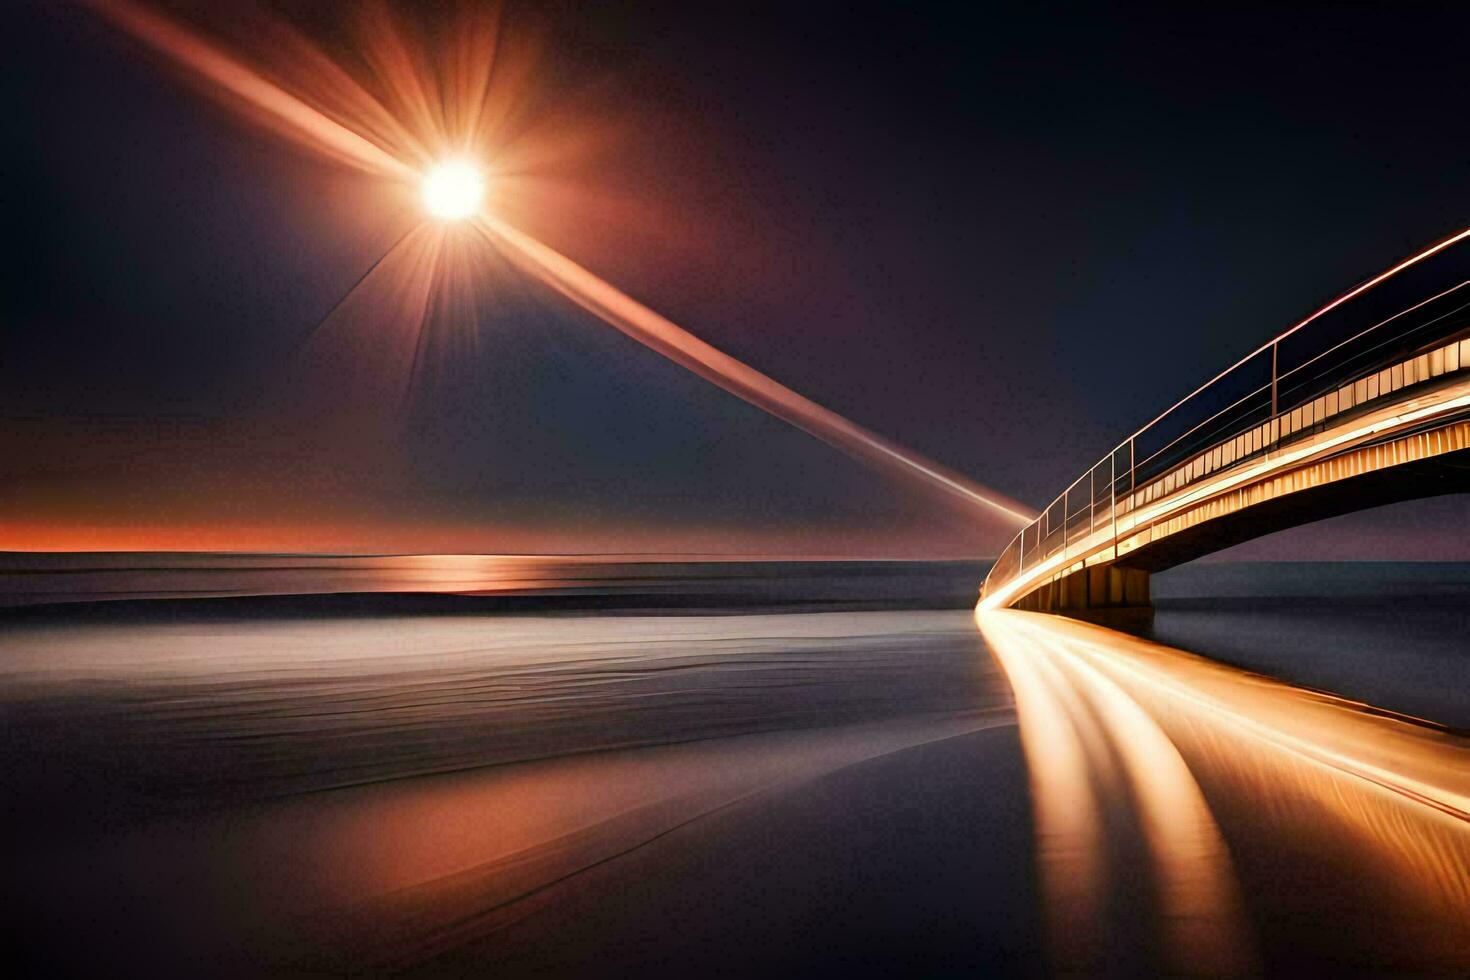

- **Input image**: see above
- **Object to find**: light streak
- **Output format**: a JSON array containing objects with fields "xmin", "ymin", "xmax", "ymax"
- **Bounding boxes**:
[
  {"xmin": 978, "ymin": 608, "xmax": 1470, "ymax": 970},
  {"xmin": 86, "ymin": 0, "xmax": 419, "ymax": 182},
  {"xmin": 1035, "ymin": 615, "xmax": 1470, "ymax": 819},
  {"xmin": 83, "ymin": 0, "xmax": 1033, "ymax": 529},
  {"xmin": 983, "ymin": 613, "xmax": 1106, "ymax": 969},
  {"xmin": 1026, "ymin": 627, "xmax": 1252, "ymax": 973},
  {"xmin": 281, "ymin": 223, "xmax": 449, "ymax": 419},
  {"xmin": 979, "ymin": 609, "xmax": 1253, "ymax": 973},
  {"xmin": 475, "ymin": 213, "xmax": 1035, "ymax": 523}
]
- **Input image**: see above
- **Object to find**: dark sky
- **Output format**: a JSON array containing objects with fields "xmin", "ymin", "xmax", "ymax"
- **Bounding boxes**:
[{"xmin": 4, "ymin": 0, "xmax": 1469, "ymax": 555}]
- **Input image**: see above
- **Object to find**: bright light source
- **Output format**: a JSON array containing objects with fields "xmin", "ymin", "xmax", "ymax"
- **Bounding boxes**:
[{"xmin": 421, "ymin": 159, "xmax": 484, "ymax": 220}]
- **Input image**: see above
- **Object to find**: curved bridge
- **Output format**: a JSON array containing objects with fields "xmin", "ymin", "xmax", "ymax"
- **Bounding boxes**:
[{"xmin": 980, "ymin": 229, "xmax": 1470, "ymax": 618}]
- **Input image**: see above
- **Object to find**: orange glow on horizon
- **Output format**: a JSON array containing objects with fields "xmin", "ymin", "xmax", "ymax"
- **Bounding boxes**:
[{"xmin": 0, "ymin": 518, "xmax": 1002, "ymax": 559}]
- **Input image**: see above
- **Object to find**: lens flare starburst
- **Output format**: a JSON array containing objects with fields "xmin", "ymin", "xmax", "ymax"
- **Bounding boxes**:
[{"xmin": 84, "ymin": 0, "xmax": 1032, "ymax": 527}]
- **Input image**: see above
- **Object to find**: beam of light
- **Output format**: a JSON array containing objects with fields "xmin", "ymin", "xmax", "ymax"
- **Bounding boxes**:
[
  {"xmin": 286, "ymin": 224, "xmax": 425, "ymax": 359},
  {"xmin": 84, "ymin": 0, "xmax": 1034, "ymax": 529},
  {"xmin": 475, "ymin": 213, "xmax": 1036, "ymax": 524},
  {"xmin": 278, "ymin": 223, "xmax": 449, "ymax": 425},
  {"xmin": 86, "ymin": 0, "xmax": 420, "ymax": 182}
]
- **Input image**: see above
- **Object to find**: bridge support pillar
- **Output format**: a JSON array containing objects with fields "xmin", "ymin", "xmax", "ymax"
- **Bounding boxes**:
[{"xmin": 1012, "ymin": 564, "xmax": 1152, "ymax": 630}]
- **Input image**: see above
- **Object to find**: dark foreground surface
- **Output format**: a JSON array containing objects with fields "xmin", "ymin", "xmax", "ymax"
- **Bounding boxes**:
[{"xmin": 2, "ymin": 558, "xmax": 1467, "ymax": 975}]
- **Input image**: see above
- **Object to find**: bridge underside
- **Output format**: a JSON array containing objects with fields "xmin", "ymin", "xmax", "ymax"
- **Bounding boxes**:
[{"xmin": 1008, "ymin": 417, "xmax": 1470, "ymax": 623}]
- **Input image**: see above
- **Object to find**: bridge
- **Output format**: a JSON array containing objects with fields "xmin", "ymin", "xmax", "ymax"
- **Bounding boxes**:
[{"xmin": 980, "ymin": 229, "xmax": 1470, "ymax": 619}]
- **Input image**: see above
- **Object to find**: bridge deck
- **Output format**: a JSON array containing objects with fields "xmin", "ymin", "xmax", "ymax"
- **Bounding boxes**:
[{"xmin": 982, "ymin": 334, "xmax": 1470, "ymax": 611}]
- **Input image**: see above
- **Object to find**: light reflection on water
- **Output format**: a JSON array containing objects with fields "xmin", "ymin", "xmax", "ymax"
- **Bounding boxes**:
[
  {"xmin": 977, "ymin": 607, "xmax": 1470, "ymax": 974},
  {"xmin": 976, "ymin": 609, "xmax": 1252, "ymax": 975},
  {"xmin": 5, "ymin": 586, "xmax": 1470, "ymax": 974}
]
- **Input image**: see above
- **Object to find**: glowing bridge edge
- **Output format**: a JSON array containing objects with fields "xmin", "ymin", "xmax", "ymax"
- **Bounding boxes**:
[
  {"xmin": 984, "ymin": 225, "xmax": 1470, "ymax": 606},
  {"xmin": 978, "ymin": 387, "xmax": 1470, "ymax": 610},
  {"xmin": 1135, "ymin": 227, "xmax": 1470, "ymax": 438}
]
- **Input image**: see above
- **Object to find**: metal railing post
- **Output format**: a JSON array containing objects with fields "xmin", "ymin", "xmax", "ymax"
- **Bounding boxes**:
[
  {"xmin": 1062, "ymin": 487, "xmax": 1069, "ymax": 560},
  {"xmin": 1128, "ymin": 436, "xmax": 1136, "ymax": 496},
  {"xmin": 1271, "ymin": 341, "xmax": 1279, "ymax": 417},
  {"xmin": 1110, "ymin": 450, "xmax": 1118, "ymax": 558},
  {"xmin": 1089, "ymin": 467, "xmax": 1096, "ymax": 533}
]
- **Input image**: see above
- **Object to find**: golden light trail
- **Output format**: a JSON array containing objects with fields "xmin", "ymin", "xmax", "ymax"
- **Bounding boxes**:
[
  {"xmin": 84, "ymin": 0, "xmax": 1033, "ymax": 529},
  {"xmin": 977, "ymin": 608, "xmax": 1470, "ymax": 970},
  {"xmin": 984, "ymin": 614, "xmax": 1107, "ymax": 971},
  {"xmin": 978, "ymin": 609, "xmax": 1253, "ymax": 974},
  {"xmin": 1026, "ymin": 627, "xmax": 1252, "ymax": 973}
]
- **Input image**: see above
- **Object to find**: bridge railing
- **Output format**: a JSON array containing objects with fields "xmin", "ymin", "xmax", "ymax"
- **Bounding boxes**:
[{"xmin": 983, "ymin": 228, "xmax": 1470, "ymax": 602}]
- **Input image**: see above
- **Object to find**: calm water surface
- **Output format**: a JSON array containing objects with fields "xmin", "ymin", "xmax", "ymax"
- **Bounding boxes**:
[
  {"xmin": 1, "ymin": 557, "xmax": 1465, "ymax": 975},
  {"xmin": 1152, "ymin": 562, "xmax": 1470, "ymax": 727}
]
